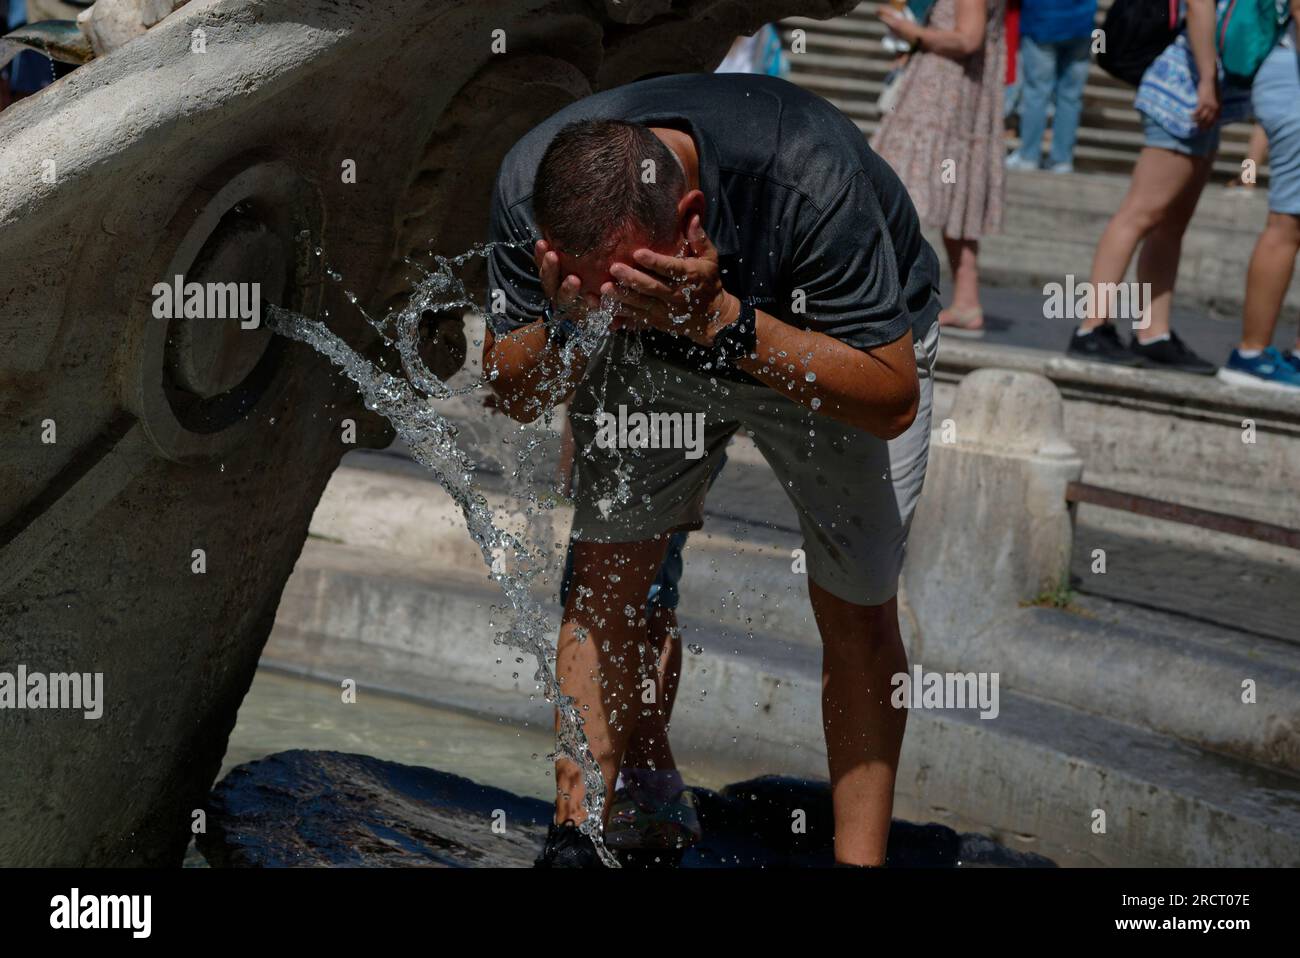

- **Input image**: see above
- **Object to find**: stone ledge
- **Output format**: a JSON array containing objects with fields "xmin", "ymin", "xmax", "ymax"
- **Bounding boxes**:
[{"xmin": 936, "ymin": 340, "xmax": 1300, "ymax": 427}]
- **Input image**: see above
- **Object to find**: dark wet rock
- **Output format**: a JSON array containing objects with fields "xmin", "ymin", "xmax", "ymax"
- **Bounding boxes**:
[
  {"xmin": 201, "ymin": 751, "xmax": 1056, "ymax": 868},
  {"xmin": 689, "ymin": 776, "xmax": 1055, "ymax": 868},
  {"xmin": 198, "ymin": 750, "xmax": 551, "ymax": 867}
]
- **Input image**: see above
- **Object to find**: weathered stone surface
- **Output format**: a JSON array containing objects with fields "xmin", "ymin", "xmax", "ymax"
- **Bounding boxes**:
[
  {"xmin": 903, "ymin": 369, "xmax": 1084, "ymax": 651},
  {"xmin": 0, "ymin": 0, "xmax": 858, "ymax": 867},
  {"xmin": 199, "ymin": 750, "xmax": 1056, "ymax": 867},
  {"xmin": 76, "ymin": 0, "xmax": 191, "ymax": 56}
]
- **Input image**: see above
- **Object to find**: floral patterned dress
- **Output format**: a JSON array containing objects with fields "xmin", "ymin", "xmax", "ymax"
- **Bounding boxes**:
[{"xmin": 870, "ymin": 0, "xmax": 1007, "ymax": 240}]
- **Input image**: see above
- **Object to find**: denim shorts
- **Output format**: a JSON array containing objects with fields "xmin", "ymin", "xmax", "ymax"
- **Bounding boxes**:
[
  {"xmin": 1140, "ymin": 114, "xmax": 1220, "ymax": 157},
  {"xmin": 1252, "ymin": 44, "xmax": 1300, "ymax": 215}
]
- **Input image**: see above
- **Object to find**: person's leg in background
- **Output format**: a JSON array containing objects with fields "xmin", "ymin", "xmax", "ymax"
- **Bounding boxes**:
[
  {"xmin": 1004, "ymin": 56, "xmax": 1023, "ymax": 125},
  {"xmin": 1219, "ymin": 44, "xmax": 1300, "ymax": 389},
  {"xmin": 1130, "ymin": 149, "xmax": 1216, "ymax": 369},
  {"xmin": 1081, "ymin": 147, "xmax": 1198, "ymax": 332},
  {"xmin": 1226, "ymin": 124, "xmax": 1269, "ymax": 189},
  {"xmin": 1009, "ymin": 33, "xmax": 1054, "ymax": 168},
  {"xmin": 1046, "ymin": 35, "xmax": 1091, "ymax": 172},
  {"xmin": 1233, "ymin": 211, "xmax": 1300, "ymax": 350},
  {"xmin": 940, "ymin": 235, "xmax": 983, "ymax": 333},
  {"xmin": 1069, "ymin": 140, "xmax": 1214, "ymax": 367}
]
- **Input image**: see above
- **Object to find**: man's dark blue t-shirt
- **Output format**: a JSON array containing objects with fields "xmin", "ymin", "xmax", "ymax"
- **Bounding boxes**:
[{"xmin": 485, "ymin": 72, "xmax": 940, "ymax": 382}]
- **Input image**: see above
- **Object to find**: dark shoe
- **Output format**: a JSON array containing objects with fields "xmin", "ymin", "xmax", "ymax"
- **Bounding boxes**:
[
  {"xmin": 1129, "ymin": 330, "xmax": 1216, "ymax": 375},
  {"xmin": 1065, "ymin": 323, "xmax": 1142, "ymax": 366},
  {"xmin": 1283, "ymin": 350, "xmax": 1300, "ymax": 374},
  {"xmin": 534, "ymin": 820, "xmax": 604, "ymax": 868}
]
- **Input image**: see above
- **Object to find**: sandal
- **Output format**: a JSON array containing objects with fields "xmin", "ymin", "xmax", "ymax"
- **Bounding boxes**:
[{"xmin": 938, "ymin": 306, "xmax": 985, "ymax": 339}]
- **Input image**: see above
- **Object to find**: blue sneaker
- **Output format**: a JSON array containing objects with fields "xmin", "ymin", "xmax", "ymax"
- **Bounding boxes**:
[
  {"xmin": 1284, "ymin": 350, "xmax": 1300, "ymax": 374},
  {"xmin": 1216, "ymin": 347, "xmax": 1300, "ymax": 392}
]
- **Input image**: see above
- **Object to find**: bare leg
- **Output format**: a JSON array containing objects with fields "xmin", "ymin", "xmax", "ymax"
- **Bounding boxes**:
[
  {"xmin": 940, "ymin": 235, "xmax": 983, "ymax": 330},
  {"xmin": 1133, "ymin": 155, "xmax": 1214, "ymax": 340},
  {"xmin": 1227, "ymin": 123, "xmax": 1268, "ymax": 187},
  {"xmin": 942, "ymin": 235, "xmax": 981, "ymax": 311},
  {"xmin": 618, "ymin": 606, "xmax": 683, "ymax": 775},
  {"xmin": 554, "ymin": 537, "xmax": 671, "ymax": 825},
  {"xmin": 1241, "ymin": 212, "xmax": 1300, "ymax": 351},
  {"xmin": 1083, "ymin": 147, "xmax": 1207, "ymax": 330},
  {"xmin": 809, "ymin": 583, "xmax": 909, "ymax": 866}
]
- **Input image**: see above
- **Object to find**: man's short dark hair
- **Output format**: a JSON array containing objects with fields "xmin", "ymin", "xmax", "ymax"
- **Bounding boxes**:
[{"xmin": 533, "ymin": 119, "xmax": 686, "ymax": 257}]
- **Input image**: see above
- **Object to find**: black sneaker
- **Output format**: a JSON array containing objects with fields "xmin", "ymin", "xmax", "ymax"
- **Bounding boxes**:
[
  {"xmin": 1065, "ymin": 323, "xmax": 1143, "ymax": 366},
  {"xmin": 534, "ymin": 820, "xmax": 604, "ymax": 868},
  {"xmin": 1129, "ymin": 330, "xmax": 1216, "ymax": 375}
]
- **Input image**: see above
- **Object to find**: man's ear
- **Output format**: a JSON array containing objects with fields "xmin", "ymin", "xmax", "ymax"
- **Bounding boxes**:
[{"xmin": 675, "ymin": 189, "xmax": 706, "ymax": 246}]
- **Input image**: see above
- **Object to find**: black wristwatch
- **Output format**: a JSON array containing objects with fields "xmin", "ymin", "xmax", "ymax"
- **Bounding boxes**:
[
  {"xmin": 542, "ymin": 302, "xmax": 578, "ymax": 349},
  {"xmin": 711, "ymin": 296, "xmax": 758, "ymax": 367}
]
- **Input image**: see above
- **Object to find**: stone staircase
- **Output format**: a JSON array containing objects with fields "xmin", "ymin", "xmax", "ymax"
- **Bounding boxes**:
[{"xmin": 782, "ymin": 0, "xmax": 1262, "ymax": 183}]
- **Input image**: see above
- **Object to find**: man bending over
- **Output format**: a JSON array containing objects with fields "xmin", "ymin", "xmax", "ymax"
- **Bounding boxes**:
[{"xmin": 482, "ymin": 72, "xmax": 941, "ymax": 867}]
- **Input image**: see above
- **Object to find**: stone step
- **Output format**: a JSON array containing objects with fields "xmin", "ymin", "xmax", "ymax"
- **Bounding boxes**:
[
  {"xmin": 930, "ymin": 342, "xmax": 1300, "ymax": 524},
  {"xmin": 262, "ymin": 536, "xmax": 1300, "ymax": 867}
]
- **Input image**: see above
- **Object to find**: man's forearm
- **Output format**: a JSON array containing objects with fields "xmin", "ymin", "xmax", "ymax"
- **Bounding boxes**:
[
  {"xmin": 735, "ymin": 309, "xmax": 920, "ymax": 439},
  {"xmin": 483, "ymin": 321, "xmax": 595, "ymax": 423}
]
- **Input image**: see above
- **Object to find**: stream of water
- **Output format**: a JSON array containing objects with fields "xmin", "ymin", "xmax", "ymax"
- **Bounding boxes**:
[{"xmin": 266, "ymin": 244, "xmax": 633, "ymax": 864}]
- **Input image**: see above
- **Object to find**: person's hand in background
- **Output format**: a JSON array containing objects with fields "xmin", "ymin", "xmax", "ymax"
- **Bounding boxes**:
[
  {"xmin": 1193, "ymin": 77, "xmax": 1221, "ymax": 129},
  {"xmin": 878, "ymin": 4, "xmax": 921, "ymax": 44}
]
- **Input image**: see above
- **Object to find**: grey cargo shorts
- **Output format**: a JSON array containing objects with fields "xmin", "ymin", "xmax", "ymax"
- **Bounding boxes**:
[{"xmin": 567, "ymin": 322, "xmax": 938, "ymax": 607}]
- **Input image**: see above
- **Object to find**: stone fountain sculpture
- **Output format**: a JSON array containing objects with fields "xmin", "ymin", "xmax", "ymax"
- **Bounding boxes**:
[{"xmin": 0, "ymin": 0, "xmax": 856, "ymax": 866}]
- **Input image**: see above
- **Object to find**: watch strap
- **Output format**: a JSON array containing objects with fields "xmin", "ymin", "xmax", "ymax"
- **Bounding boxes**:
[
  {"xmin": 712, "ymin": 296, "xmax": 759, "ymax": 367},
  {"xmin": 542, "ymin": 302, "xmax": 578, "ymax": 349}
]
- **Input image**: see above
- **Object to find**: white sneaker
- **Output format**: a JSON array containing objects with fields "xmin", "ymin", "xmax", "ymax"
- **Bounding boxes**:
[
  {"xmin": 1047, "ymin": 161, "xmax": 1074, "ymax": 174},
  {"xmin": 1005, "ymin": 153, "xmax": 1038, "ymax": 171}
]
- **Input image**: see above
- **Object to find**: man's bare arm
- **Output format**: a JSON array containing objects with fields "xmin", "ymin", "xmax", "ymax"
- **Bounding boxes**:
[
  {"xmin": 735, "ymin": 312, "xmax": 919, "ymax": 439},
  {"xmin": 609, "ymin": 216, "xmax": 920, "ymax": 440},
  {"xmin": 481, "ymin": 239, "xmax": 609, "ymax": 423},
  {"xmin": 481, "ymin": 321, "xmax": 594, "ymax": 423}
]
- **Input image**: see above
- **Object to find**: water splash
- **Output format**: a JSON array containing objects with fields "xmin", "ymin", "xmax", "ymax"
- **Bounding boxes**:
[{"xmin": 266, "ymin": 243, "xmax": 631, "ymax": 864}]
